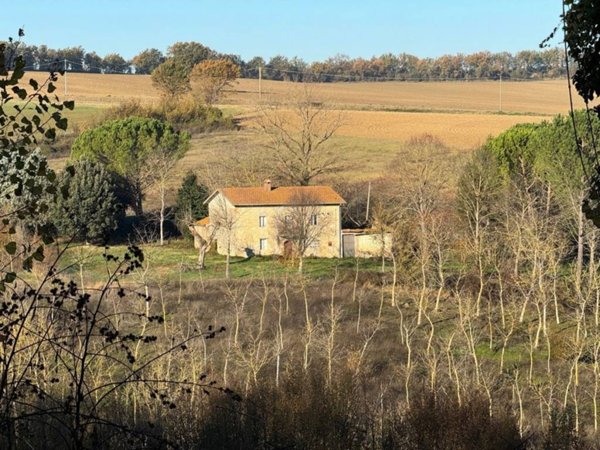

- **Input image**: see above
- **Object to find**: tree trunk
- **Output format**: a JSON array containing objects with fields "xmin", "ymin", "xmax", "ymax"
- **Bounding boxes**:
[
  {"xmin": 133, "ymin": 186, "xmax": 144, "ymax": 217},
  {"xmin": 576, "ymin": 193, "xmax": 584, "ymax": 290},
  {"xmin": 159, "ymin": 184, "xmax": 165, "ymax": 245},
  {"xmin": 225, "ymin": 237, "xmax": 231, "ymax": 279},
  {"xmin": 198, "ymin": 243, "xmax": 208, "ymax": 270}
]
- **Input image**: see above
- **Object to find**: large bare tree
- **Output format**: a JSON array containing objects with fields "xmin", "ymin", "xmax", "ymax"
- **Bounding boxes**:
[{"xmin": 257, "ymin": 86, "xmax": 343, "ymax": 186}]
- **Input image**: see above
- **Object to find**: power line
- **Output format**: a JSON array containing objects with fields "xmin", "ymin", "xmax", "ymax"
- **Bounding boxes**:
[{"xmin": 22, "ymin": 57, "xmax": 567, "ymax": 82}]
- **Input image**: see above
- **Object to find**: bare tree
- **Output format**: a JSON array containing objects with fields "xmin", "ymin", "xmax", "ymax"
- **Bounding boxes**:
[
  {"xmin": 257, "ymin": 86, "xmax": 343, "ymax": 185},
  {"xmin": 189, "ymin": 218, "xmax": 218, "ymax": 270},
  {"xmin": 210, "ymin": 194, "xmax": 241, "ymax": 279},
  {"xmin": 148, "ymin": 147, "xmax": 185, "ymax": 246},
  {"xmin": 274, "ymin": 191, "xmax": 331, "ymax": 273}
]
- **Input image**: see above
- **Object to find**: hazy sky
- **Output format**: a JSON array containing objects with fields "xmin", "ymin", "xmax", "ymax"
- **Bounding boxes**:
[{"xmin": 3, "ymin": 1, "xmax": 563, "ymax": 61}]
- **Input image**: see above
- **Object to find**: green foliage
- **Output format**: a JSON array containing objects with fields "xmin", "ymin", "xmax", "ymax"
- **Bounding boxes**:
[
  {"xmin": 52, "ymin": 159, "xmax": 123, "ymax": 243},
  {"xmin": 131, "ymin": 48, "xmax": 164, "ymax": 74},
  {"xmin": 483, "ymin": 122, "xmax": 540, "ymax": 180},
  {"xmin": 479, "ymin": 110, "xmax": 600, "ymax": 226},
  {"xmin": 71, "ymin": 117, "xmax": 189, "ymax": 215},
  {"xmin": 151, "ymin": 59, "xmax": 190, "ymax": 98},
  {"xmin": 102, "ymin": 53, "xmax": 128, "ymax": 73},
  {"xmin": 530, "ymin": 112, "xmax": 599, "ymax": 200},
  {"xmin": 483, "ymin": 111, "xmax": 600, "ymax": 189},
  {"xmin": 167, "ymin": 41, "xmax": 216, "ymax": 73},
  {"xmin": 175, "ymin": 172, "xmax": 208, "ymax": 237}
]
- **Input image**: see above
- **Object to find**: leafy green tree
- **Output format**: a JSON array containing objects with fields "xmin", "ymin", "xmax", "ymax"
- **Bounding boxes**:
[
  {"xmin": 52, "ymin": 159, "xmax": 123, "ymax": 243},
  {"xmin": 71, "ymin": 117, "xmax": 189, "ymax": 216},
  {"xmin": 102, "ymin": 53, "xmax": 128, "ymax": 73},
  {"xmin": 483, "ymin": 123, "xmax": 540, "ymax": 181},
  {"xmin": 151, "ymin": 59, "xmax": 190, "ymax": 99},
  {"xmin": 175, "ymin": 172, "xmax": 208, "ymax": 237},
  {"xmin": 167, "ymin": 41, "xmax": 215, "ymax": 72},
  {"xmin": 132, "ymin": 48, "xmax": 164, "ymax": 74}
]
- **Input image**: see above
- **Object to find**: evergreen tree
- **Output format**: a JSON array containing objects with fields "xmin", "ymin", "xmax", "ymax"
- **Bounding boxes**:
[
  {"xmin": 52, "ymin": 159, "xmax": 123, "ymax": 243},
  {"xmin": 71, "ymin": 116, "xmax": 189, "ymax": 215},
  {"xmin": 175, "ymin": 172, "xmax": 208, "ymax": 237}
]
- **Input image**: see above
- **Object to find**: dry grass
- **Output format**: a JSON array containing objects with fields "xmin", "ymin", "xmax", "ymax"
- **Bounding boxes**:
[{"xmin": 25, "ymin": 72, "xmax": 159, "ymax": 106}]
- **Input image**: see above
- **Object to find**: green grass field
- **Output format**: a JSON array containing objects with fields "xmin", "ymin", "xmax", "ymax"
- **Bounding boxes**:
[{"xmin": 58, "ymin": 240, "xmax": 384, "ymax": 286}]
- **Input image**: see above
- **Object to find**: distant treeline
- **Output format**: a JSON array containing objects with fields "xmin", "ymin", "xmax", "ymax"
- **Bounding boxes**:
[{"xmin": 8, "ymin": 40, "xmax": 567, "ymax": 81}]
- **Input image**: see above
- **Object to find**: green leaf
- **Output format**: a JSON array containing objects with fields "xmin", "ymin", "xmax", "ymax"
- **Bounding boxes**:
[
  {"xmin": 22, "ymin": 256, "xmax": 32, "ymax": 272},
  {"xmin": 56, "ymin": 117, "xmax": 68, "ymax": 131},
  {"xmin": 4, "ymin": 272, "xmax": 16, "ymax": 283},
  {"xmin": 44, "ymin": 128, "xmax": 56, "ymax": 140},
  {"xmin": 32, "ymin": 245, "xmax": 45, "ymax": 262},
  {"xmin": 5, "ymin": 241, "xmax": 16, "ymax": 255}
]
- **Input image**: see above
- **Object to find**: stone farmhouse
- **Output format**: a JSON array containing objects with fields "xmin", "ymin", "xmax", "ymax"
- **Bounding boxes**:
[{"xmin": 192, "ymin": 180, "xmax": 346, "ymax": 258}]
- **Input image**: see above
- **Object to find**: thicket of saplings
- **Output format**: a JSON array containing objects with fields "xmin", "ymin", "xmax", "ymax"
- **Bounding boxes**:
[{"xmin": 9, "ymin": 116, "xmax": 600, "ymax": 449}]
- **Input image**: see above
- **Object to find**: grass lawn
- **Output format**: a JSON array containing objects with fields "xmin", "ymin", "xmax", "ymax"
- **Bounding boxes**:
[{"xmin": 58, "ymin": 240, "xmax": 384, "ymax": 286}]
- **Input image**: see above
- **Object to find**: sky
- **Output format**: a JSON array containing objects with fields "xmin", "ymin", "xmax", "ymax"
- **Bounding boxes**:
[{"xmin": 3, "ymin": 1, "xmax": 564, "ymax": 62}]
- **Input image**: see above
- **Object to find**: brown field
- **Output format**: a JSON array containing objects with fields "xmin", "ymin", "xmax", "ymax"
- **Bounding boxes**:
[
  {"xmin": 233, "ymin": 78, "xmax": 590, "ymax": 115},
  {"xmin": 240, "ymin": 109, "xmax": 548, "ymax": 149},
  {"xmin": 26, "ymin": 72, "xmax": 589, "ymax": 115}
]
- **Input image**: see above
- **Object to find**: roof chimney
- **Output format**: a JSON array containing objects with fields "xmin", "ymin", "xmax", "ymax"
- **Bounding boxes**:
[{"xmin": 263, "ymin": 179, "xmax": 272, "ymax": 191}]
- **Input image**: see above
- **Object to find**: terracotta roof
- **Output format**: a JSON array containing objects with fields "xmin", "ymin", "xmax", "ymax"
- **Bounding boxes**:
[
  {"xmin": 195, "ymin": 217, "xmax": 211, "ymax": 226},
  {"xmin": 208, "ymin": 185, "xmax": 346, "ymax": 206}
]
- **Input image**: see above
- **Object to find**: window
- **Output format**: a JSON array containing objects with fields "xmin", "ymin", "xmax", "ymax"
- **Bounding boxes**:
[
  {"xmin": 259, "ymin": 215, "xmax": 266, "ymax": 227},
  {"xmin": 310, "ymin": 214, "xmax": 318, "ymax": 226},
  {"xmin": 259, "ymin": 238, "xmax": 268, "ymax": 251}
]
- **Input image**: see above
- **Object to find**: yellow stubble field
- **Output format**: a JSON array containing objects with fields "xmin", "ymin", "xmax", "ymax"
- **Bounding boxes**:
[
  {"xmin": 22, "ymin": 71, "xmax": 584, "ymax": 204},
  {"xmin": 24, "ymin": 72, "xmax": 579, "ymax": 150},
  {"xmin": 27, "ymin": 72, "xmax": 585, "ymax": 115},
  {"xmin": 24, "ymin": 72, "xmax": 580, "ymax": 184}
]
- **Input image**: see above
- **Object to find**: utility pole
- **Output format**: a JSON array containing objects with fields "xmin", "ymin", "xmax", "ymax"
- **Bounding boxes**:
[
  {"xmin": 258, "ymin": 65, "xmax": 262, "ymax": 100},
  {"xmin": 64, "ymin": 58, "xmax": 68, "ymax": 97},
  {"xmin": 365, "ymin": 181, "xmax": 371, "ymax": 224},
  {"xmin": 499, "ymin": 72, "xmax": 502, "ymax": 113}
]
